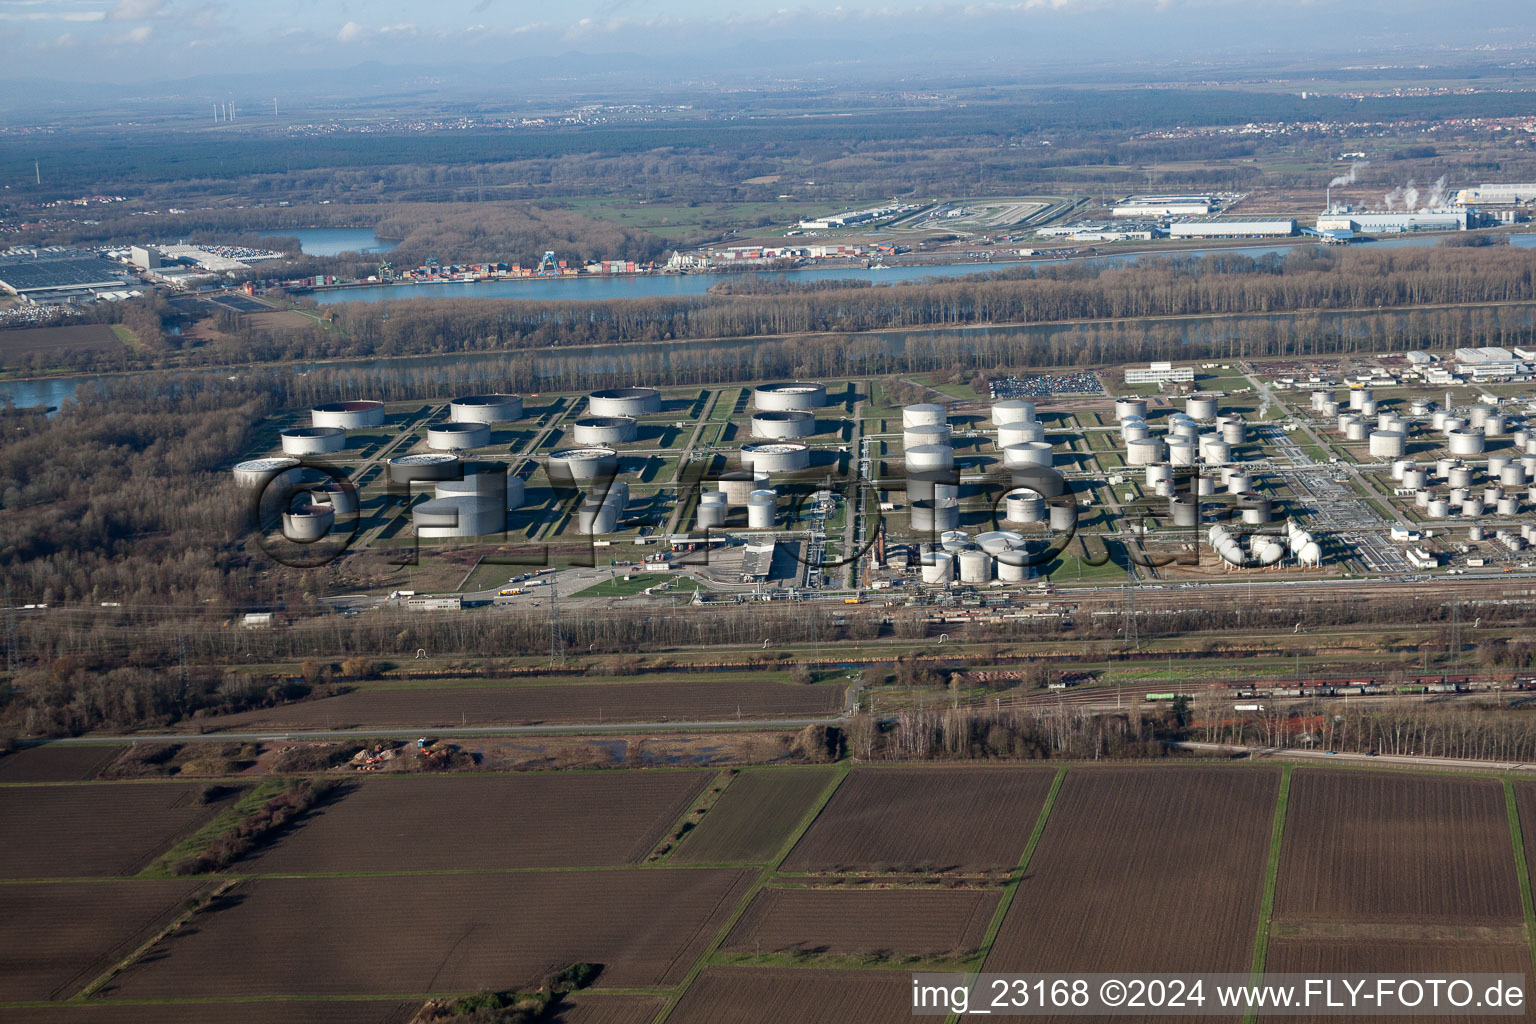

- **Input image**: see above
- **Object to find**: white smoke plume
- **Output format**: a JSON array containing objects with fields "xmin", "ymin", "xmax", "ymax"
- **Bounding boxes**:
[
  {"xmin": 1426, "ymin": 175, "xmax": 1448, "ymax": 210},
  {"xmin": 1383, "ymin": 186, "xmax": 1403, "ymax": 211},
  {"xmin": 1403, "ymin": 180, "xmax": 1419, "ymax": 212},
  {"xmin": 1328, "ymin": 160, "xmax": 1369, "ymax": 189}
]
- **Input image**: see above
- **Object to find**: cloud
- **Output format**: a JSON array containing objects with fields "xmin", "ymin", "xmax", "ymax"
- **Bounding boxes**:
[
  {"xmin": 0, "ymin": 8, "xmax": 104, "ymax": 21},
  {"xmin": 107, "ymin": 0, "xmax": 165, "ymax": 20},
  {"xmin": 121, "ymin": 23, "xmax": 152, "ymax": 41},
  {"xmin": 336, "ymin": 19, "xmax": 365, "ymax": 41}
]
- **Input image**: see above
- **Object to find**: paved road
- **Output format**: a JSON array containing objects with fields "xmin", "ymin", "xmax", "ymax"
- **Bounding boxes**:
[{"xmin": 1172, "ymin": 740, "xmax": 1536, "ymax": 772}]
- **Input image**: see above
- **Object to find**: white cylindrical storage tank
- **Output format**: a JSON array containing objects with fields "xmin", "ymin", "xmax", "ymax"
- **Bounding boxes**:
[
  {"xmin": 739, "ymin": 442, "xmax": 811, "ymax": 474},
  {"xmin": 1168, "ymin": 496, "xmax": 1198, "ymax": 527},
  {"xmin": 1442, "ymin": 416, "xmax": 1467, "ymax": 435},
  {"xmin": 588, "ymin": 387, "xmax": 660, "ymax": 417},
  {"xmin": 1170, "ymin": 422, "xmax": 1199, "ymax": 442},
  {"xmin": 281, "ymin": 504, "xmax": 334, "ymax": 542},
  {"xmin": 1469, "ymin": 404, "xmax": 1493, "ymax": 429},
  {"xmin": 1360, "ymin": 400, "xmax": 1378, "ymax": 417},
  {"xmin": 1002, "ymin": 442, "xmax": 1053, "ymax": 469},
  {"xmin": 311, "ymin": 400, "xmax": 384, "ymax": 430},
  {"xmin": 1369, "ymin": 431, "xmax": 1406, "ymax": 459},
  {"xmin": 1450, "ymin": 487, "xmax": 1471, "ymax": 505},
  {"xmin": 902, "ymin": 403, "xmax": 947, "ymax": 428},
  {"xmin": 1125, "ymin": 438, "xmax": 1165, "ymax": 466},
  {"xmin": 1410, "ymin": 400, "xmax": 1431, "ymax": 417},
  {"xmin": 1239, "ymin": 496, "xmax": 1273, "ymax": 525},
  {"xmin": 1462, "ymin": 499, "xmax": 1485, "ymax": 517},
  {"xmin": 1154, "ymin": 479, "xmax": 1174, "ymax": 497},
  {"xmin": 573, "ymin": 415, "xmax": 637, "ymax": 445},
  {"xmin": 1484, "ymin": 486, "xmax": 1503, "ymax": 505},
  {"xmin": 908, "ymin": 469, "xmax": 960, "ymax": 503},
  {"xmin": 315, "ymin": 480, "xmax": 359, "ymax": 517},
  {"xmin": 1168, "ymin": 439, "xmax": 1197, "ymax": 467},
  {"xmin": 1114, "ymin": 398, "xmax": 1148, "ymax": 422},
  {"xmin": 1349, "ymin": 388, "xmax": 1373, "ymax": 410},
  {"xmin": 415, "ymin": 495, "xmax": 503, "ymax": 538},
  {"xmin": 751, "ymin": 410, "xmax": 816, "ymax": 439},
  {"xmin": 1501, "ymin": 465, "xmax": 1527, "ymax": 488},
  {"xmin": 435, "ymin": 469, "xmax": 505, "ymax": 501},
  {"xmin": 904, "ymin": 423, "xmax": 952, "ymax": 449},
  {"xmin": 1201, "ymin": 438, "xmax": 1232, "ymax": 465},
  {"xmin": 1471, "ymin": 525, "xmax": 1488, "ymax": 542},
  {"xmin": 1377, "ymin": 413, "xmax": 1399, "ymax": 432},
  {"xmin": 1196, "ymin": 476, "xmax": 1216, "ymax": 496},
  {"xmin": 280, "ymin": 426, "xmax": 346, "ymax": 456},
  {"xmin": 1311, "ymin": 391, "xmax": 1330, "ymax": 412},
  {"xmin": 1048, "ymin": 504, "xmax": 1076, "ymax": 532},
  {"xmin": 718, "ymin": 471, "xmax": 768, "ymax": 505},
  {"xmin": 234, "ymin": 456, "xmax": 301, "ymax": 490},
  {"xmin": 910, "ymin": 498, "xmax": 960, "ymax": 533},
  {"xmin": 1435, "ymin": 458, "xmax": 1456, "ymax": 479},
  {"xmin": 575, "ymin": 497, "xmax": 621, "ymax": 536},
  {"xmin": 1432, "ymin": 410, "xmax": 1451, "ymax": 431},
  {"xmin": 1321, "ymin": 401, "xmax": 1339, "ymax": 417},
  {"xmin": 697, "ymin": 499, "xmax": 727, "ymax": 529},
  {"xmin": 1344, "ymin": 421, "xmax": 1367, "ymax": 442},
  {"xmin": 427, "ymin": 422, "xmax": 491, "ymax": 451},
  {"xmin": 547, "ymin": 446, "xmax": 619, "ymax": 483},
  {"xmin": 1186, "ymin": 396, "xmax": 1218, "ymax": 420},
  {"xmin": 957, "ymin": 549, "xmax": 992, "ymax": 584},
  {"xmin": 1524, "ymin": 455, "xmax": 1536, "ymax": 476},
  {"xmin": 1415, "ymin": 489, "xmax": 1432, "ymax": 508},
  {"xmin": 1448, "ymin": 428, "xmax": 1485, "ymax": 457},
  {"xmin": 996, "ymin": 553, "xmax": 1030, "ymax": 582},
  {"xmin": 1489, "ymin": 455, "xmax": 1512, "ymax": 477},
  {"xmin": 388, "ymin": 452, "xmax": 459, "ymax": 485},
  {"xmin": 1003, "ymin": 488, "xmax": 1045, "ymax": 524},
  {"xmin": 991, "ymin": 399, "xmax": 1035, "ymax": 426},
  {"xmin": 1402, "ymin": 468, "xmax": 1428, "ymax": 489},
  {"xmin": 906, "ymin": 444, "xmax": 956, "ymax": 472},
  {"xmin": 1221, "ymin": 420, "xmax": 1246, "ymax": 445},
  {"xmin": 976, "ymin": 530, "xmax": 1024, "ymax": 555},
  {"xmin": 997, "ymin": 421, "xmax": 1045, "ymax": 447},
  {"xmin": 1122, "ymin": 423, "xmax": 1151, "ymax": 443},
  {"xmin": 1226, "ymin": 473, "xmax": 1253, "ymax": 494},
  {"xmin": 746, "ymin": 490, "xmax": 777, "ymax": 529},
  {"xmin": 1447, "ymin": 466, "xmax": 1473, "ymax": 487},
  {"xmin": 921, "ymin": 552, "xmax": 954, "ymax": 585},
  {"xmin": 1427, "ymin": 499, "xmax": 1451, "ymax": 519},
  {"xmin": 753, "ymin": 382, "xmax": 826, "ymax": 411},
  {"xmin": 449, "ymin": 394, "xmax": 523, "ymax": 424},
  {"xmin": 1338, "ymin": 413, "xmax": 1361, "ymax": 433},
  {"xmin": 1145, "ymin": 463, "xmax": 1173, "ymax": 487},
  {"xmin": 1514, "ymin": 429, "xmax": 1531, "ymax": 448},
  {"xmin": 1391, "ymin": 459, "xmax": 1414, "ymax": 481}
]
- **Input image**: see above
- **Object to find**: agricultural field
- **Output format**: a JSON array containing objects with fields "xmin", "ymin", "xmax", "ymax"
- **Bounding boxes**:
[
  {"xmin": 0, "ymin": 744, "xmax": 122, "ymax": 782},
  {"xmin": 1274, "ymin": 770, "xmax": 1522, "ymax": 926},
  {"xmin": 721, "ymin": 886, "xmax": 998, "ymax": 958},
  {"xmin": 101, "ymin": 869, "xmax": 756, "ymax": 998},
  {"xmin": 0, "ymin": 879, "xmax": 212, "ymax": 1001},
  {"xmin": 190, "ymin": 678, "xmax": 845, "ymax": 731},
  {"xmin": 666, "ymin": 967, "xmax": 914, "ymax": 1024},
  {"xmin": 0, "ymin": 783, "xmax": 244, "ymax": 878},
  {"xmin": 988, "ymin": 766, "xmax": 1279, "ymax": 975},
  {"xmin": 672, "ymin": 767, "xmax": 837, "ymax": 864},
  {"xmin": 0, "ymin": 1001, "xmax": 418, "ymax": 1024},
  {"xmin": 0, "ymin": 323, "xmax": 124, "ymax": 364},
  {"xmin": 781, "ymin": 766, "xmax": 1056, "ymax": 874},
  {"xmin": 245, "ymin": 771, "xmax": 712, "ymax": 872}
]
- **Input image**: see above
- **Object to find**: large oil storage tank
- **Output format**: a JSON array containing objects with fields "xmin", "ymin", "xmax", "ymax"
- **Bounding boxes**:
[
  {"xmin": 1344, "ymin": 421, "xmax": 1367, "ymax": 442},
  {"xmin": 957, "ymin": 549, "xmax": 992, "ymax": 584},
  {"xmin": 280, "ymin": 426, "xmax": 346, "ymax": 456},
  {"xmin": 996, "ymin": 551, "xmax": 1031, "ymax": 582},
  {"xmin": 1168, "ymin": 438, "xmax": 1197, "ymax": 467},
  {"xmin": 1121, "ymin": 423, "xmax": 1151, "ymax": 443},
  {"xmin": 575, "ymin": 499, "xmax": 621, "ymax": 536},
  {"xmin": 753, "ymin": 382, "xmax": 827, "ymax": 411},
  {"xmin": 910, "ymin": 498, "xmax": 960, "ymax": 533},
  {"xmin": 1239, "ymin": 495, "xmax": 1273, "ymax": 524},
  {"xmin": 588, "ymin": 387, "xmax": 661, "ymax": 417},
  {"xmin": 1369, "ymin": 430, "xmax": 1406, "ymax": 459},
  {"xmin": 1377, "ymin": 412, "xmax": 1402, "ymax": 432},
  {"xmin": 1311, "ymin": 391, "xmax": 1331, "ymax": 412},
  {"xmin": 388, "ymin": 452, "xmax": 459, "ymax": 485},
  {"xmin": 1427, "ymin": 498, "xmax": 1451, "ymax": 519},
  {"xmin": 1186, "ymin": 395, "xmax": 1219, "ymax": 420},
  {"xmin": 1469, "ymin": 404, "xmax": 1494, "ymax": 429},
  {"xmin": 414, "ymin": 495, "xmax": 504, "ymax": 538},
  {"xmin": 315, "ymin": 480, "xmax": 359, "ymax": 517},
  {"xmin": 573, "ymin": 416, "xmax": 637, "ymax": 445},
  {"xmin": 976, "ymin": 530, "xmax": 1025, "ymax": 555},
  {"xmin": 746, "ymin": 490, "xmax": 778, "ymax": 529},
  {"xmin": 1200, "ymin": 437, "xmax": 1232, "ymax": 464},
  {"xmin": 1114, "ymin": 398, "xmax": 1148, "ymax": 422},
  {"xmin": 909, "ymin": 469, "xmax": 960, "ymax": 503},
  {"xmin": 1003, "ymin": 488, "xmax": 1045, "ymax": 524},
  {"xmin": 1489, "ymin": 455, "xmax": 1511, "ymax": 477},
  {"xmin": 427, "ymin": 422, "xmax": 491, "ymax": 451},
  {"xmin": 1145, "ymin": 463, "xmax": 1173, "ymax": 487},
  {"xmin": 991, "ymin": 399, "xmax": 1035, "ymax": 425},
  {"xmin": 751, "ymin": 410, "xmax": 816, "ymax": 440},
  {"xmin": 435, "ymin": 466, "xmax": 525, "ymax": 510},
  {"xmin": 921, "ymin": 551, "xmax": 955, "ymax": 585},
  {"xmin": 547, "ymin": 446, "xmax": 619, "ymax": 484},
  {"xmin": 997, "ymin": 421, "xmax": 1045, "ymax": 447},
  {"xmin": 1448, "ymin": 428, "xmax": 1486, "ymax": 456},
  {"xmin": 904, "ymin": 423, "xmax": 952, "ymax": 449},
  {"xmin": 1125, "ymin": 438, "xmax": 1165, "ymax": 466},
  {"xmin": 449, "ymin": 394, "xmax": 523, "ymax": 424},
  {"xmin": 311, "ymin": 400, "xmax": 385, "ymax": 430},
  {"xmin": 739, "ymin": 442, "xmax": 811, "ymax": 474},
  {"xmin": 902, "ymin": 403, "xmax": 947, "ymax": 428},
  {"xmin": 1226, "ymin": 472, "xmax": 1253, "ymax": 494},
  {"xmin": 1360, "ymin": 400, "xmax": 1378, "ymax": 417},
  {"xmin": 1168, "ymin": 496, "xmax": 1198, "ymax": 527},
  {"xmin": 1442, "ymin": 416, "xmax": 1467, "ymax": 435},
  {"xmin": 1462, "ymin": 498, "xmax": 1486, "ymax": 517},
  {"xmin": 1402, "ymin": 468, "xmax": 1427, "ymax": 489},
  {"xmin": 1220, "ymin": 419, "xmax": 1247, "ymax": 445},
  {"xmin": 907, "ymin": 444, "xmax": 956, "ymax": 472},
  {"xmin": 1048, "ymin": 503, "xmax": 1076, "ymax": 532},
  {"xmin": 1502, "ymin": 465, "xmax": 1528, "ymax": 488},
  {"xmin": 234, "ymin": 457, "xmax": 301, "ymax": 490},
  {"xmin": 281, "ymin": 504, "xmax": 334, "ymax": 543},
  {"xmin": 1349, "ymin": 388, "xmax": 1373, "ymax": 410},
  {"xmin": 1002, "ymin": 442, "xmax": 1053, "ymax": 469},
  {"xmin": 719, "ymin": 470, "xmax": 769, "ymax": 504},
  {"xmin": 696, "ymin": 492, "xmax": 728, "ymax": 529},
  {"xmin": 1338, "ymin": 413, "xmax": 1361, "ymax": 434}
]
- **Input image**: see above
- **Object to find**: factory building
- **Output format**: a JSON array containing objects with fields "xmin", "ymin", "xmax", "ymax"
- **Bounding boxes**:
[
  {"xmin": 1315, "ymin": 210, "xmax": 1468, "ymax": 233},
  {"xmin": 1113, "ymin": 195, "xmax": 1214, "ymax": 218},
  {"xmin": 0, "ymin": 247, "xmax": 133, "ymax": 301},
  {"xmin": 1453, "ymin": 184, "xmax": 1536, "ymax": 206},
  {"xmin": 1167, "ymin": 220, "xmax": 1296, "ymax": 239},
  {"xmin": 1124, "ymin": 361, "xmax": 1195, "ymax": 385},
  {"xmin": 1455, "ymin": 347, "xmax": 1529, "ymax": 382}
]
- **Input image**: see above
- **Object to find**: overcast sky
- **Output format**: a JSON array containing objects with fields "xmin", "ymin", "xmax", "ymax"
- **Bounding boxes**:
[{"xmin": 3, "ymin": 0, "xmax": 1535, "ymax": 85}]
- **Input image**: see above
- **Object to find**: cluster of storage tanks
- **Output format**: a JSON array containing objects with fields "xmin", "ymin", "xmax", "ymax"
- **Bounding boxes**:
[
  {"xmin": 380, "ymin": 453, "xmax": 528, "ymax": 538},
  {"xmin": 231, "ymin": 457, "xmax": 359, "ymax": 542},
  {"xmin": 916, "ymin": 529, "xmax": 1036, "ymax": 585},
  {"xmin": 1205, "ymin": 521, "xmax": 1318, "ymax": 568},
  {"xmin": 1394, "ymin": 454, "xmax": 1533, "ymax": 521},
  {"xmin": 1324, "ymin": 391, "xmax": 1533, "ymax": 462}
]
